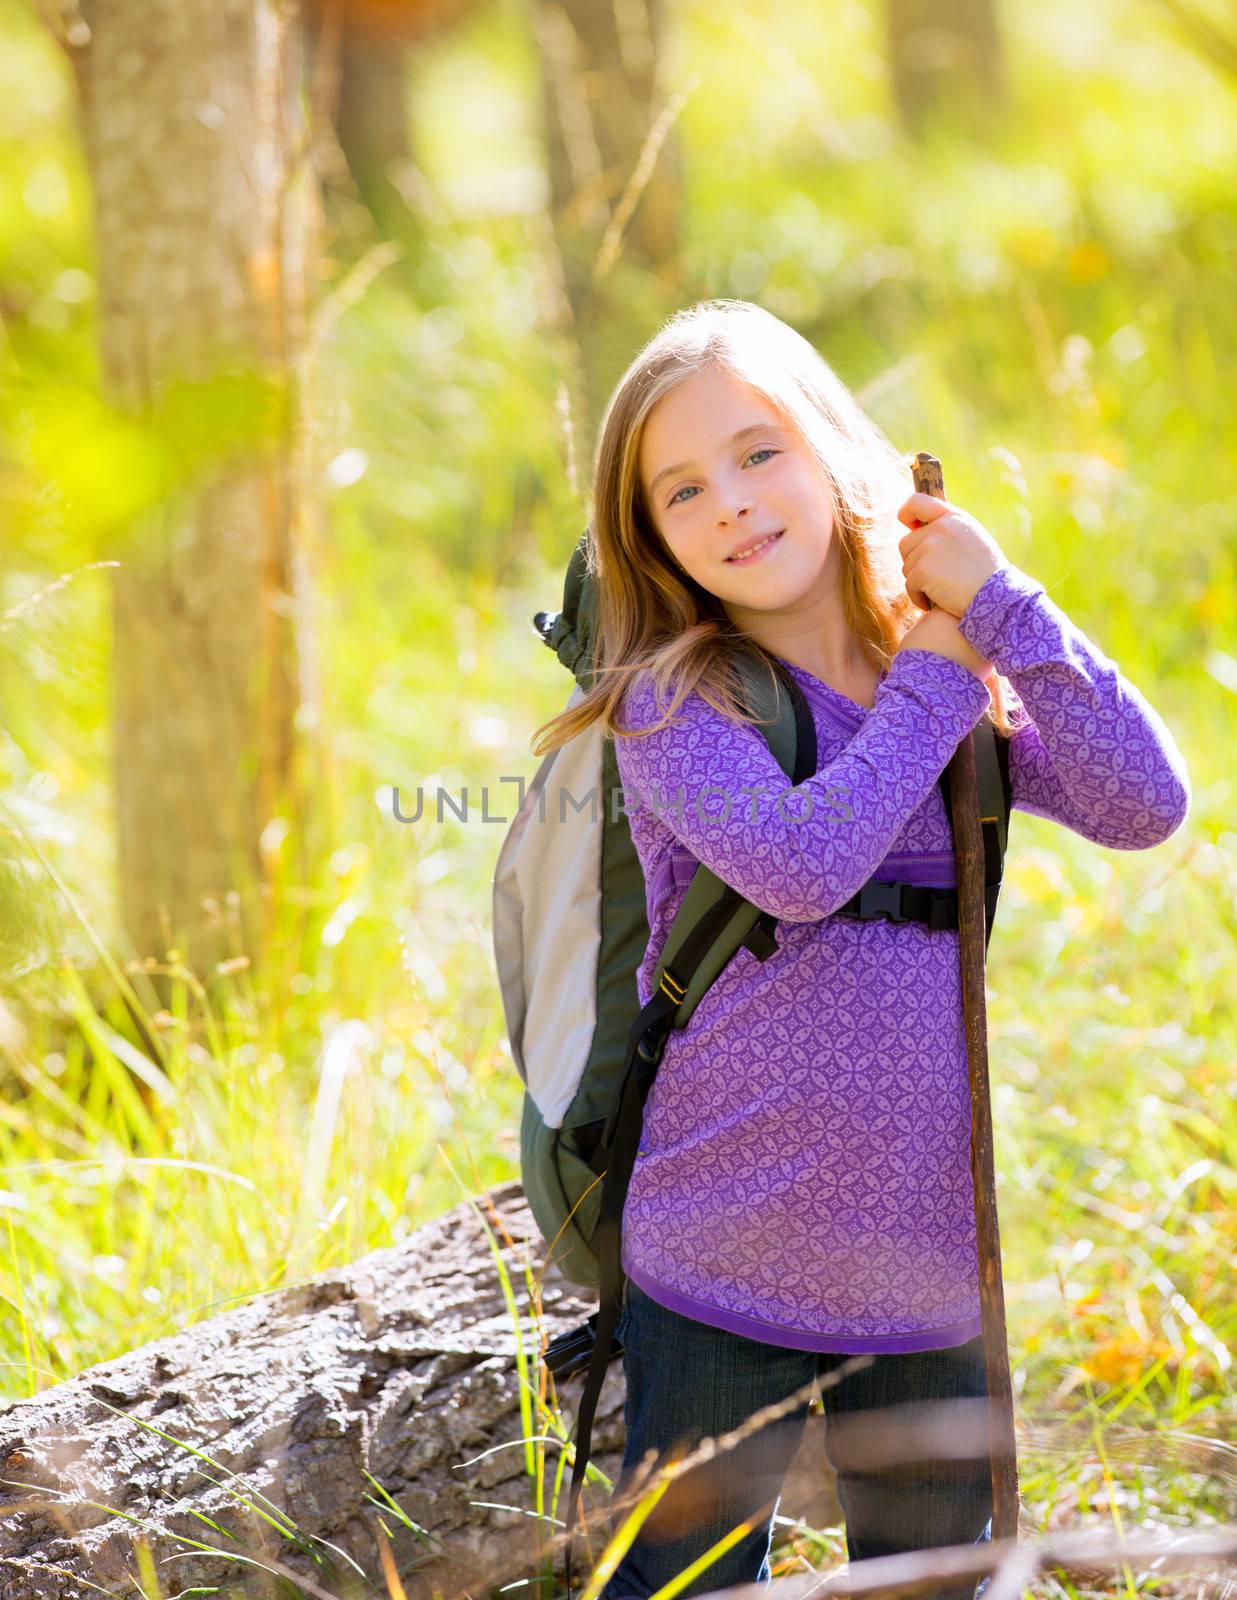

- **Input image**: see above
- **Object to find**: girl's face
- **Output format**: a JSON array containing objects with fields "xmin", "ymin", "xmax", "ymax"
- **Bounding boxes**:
[{"xmin": 637, "ymin": 365, "xmax": 840, "ymax": 618}]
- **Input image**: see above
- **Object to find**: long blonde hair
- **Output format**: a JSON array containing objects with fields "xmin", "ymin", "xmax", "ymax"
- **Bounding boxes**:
[{"xmin": 531, "ymin": 299, "xmax": 1020, "ymax": 755}]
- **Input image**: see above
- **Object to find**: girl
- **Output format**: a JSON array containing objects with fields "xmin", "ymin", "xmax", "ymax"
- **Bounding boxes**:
[{"xmin": 530, "ymin": 300, "xmax": 1190, "ymax": 1599}]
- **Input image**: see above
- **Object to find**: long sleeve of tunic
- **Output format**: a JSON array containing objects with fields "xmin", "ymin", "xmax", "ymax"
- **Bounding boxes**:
[{"xmin": 611, "ymin": 563, "xmax": 1190, "ymax": 1353}]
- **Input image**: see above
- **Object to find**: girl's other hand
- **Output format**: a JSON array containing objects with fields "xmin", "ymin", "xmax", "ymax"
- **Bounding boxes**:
[
  {"xmin": 896, "ymin": 493, "xmax": 1007, "ymax": 615},
  {"xmin": 896, "ymin": 607, "xmax": 994, "ymax": 683}
]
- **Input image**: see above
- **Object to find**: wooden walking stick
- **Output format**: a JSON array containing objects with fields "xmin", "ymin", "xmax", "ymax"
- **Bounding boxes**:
[{"xmin": 910, "ymin": 451, "xmax": 1021, "ymax": 1542}]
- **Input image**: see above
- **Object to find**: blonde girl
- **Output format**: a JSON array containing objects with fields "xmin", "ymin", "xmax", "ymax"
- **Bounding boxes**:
[{"xmin": 532, "ymin": 299, "xmax": 1189, "ymax": 1599}]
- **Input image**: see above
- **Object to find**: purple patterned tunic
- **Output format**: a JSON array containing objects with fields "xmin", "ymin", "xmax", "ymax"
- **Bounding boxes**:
[{"xmin": 611, "ymin": 564, "xmax": 1190, "ymax": 1352}]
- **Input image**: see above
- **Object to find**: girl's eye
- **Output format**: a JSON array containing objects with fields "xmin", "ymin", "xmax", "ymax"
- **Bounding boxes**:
[{"xmin": 666, "ymin": 447, "xmax": 778, "ymax": 507}]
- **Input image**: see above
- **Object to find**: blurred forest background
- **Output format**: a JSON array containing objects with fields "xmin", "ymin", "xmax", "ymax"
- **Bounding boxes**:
[{"xmin": 0, "ymin": 0, "xmax": 1233, "ymax": 1577}]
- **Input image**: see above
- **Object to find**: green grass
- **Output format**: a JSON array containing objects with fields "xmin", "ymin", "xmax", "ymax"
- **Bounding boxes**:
[{"xmin": 0, "ymin": 0, "xmax": 1234, "ymax": 1591}]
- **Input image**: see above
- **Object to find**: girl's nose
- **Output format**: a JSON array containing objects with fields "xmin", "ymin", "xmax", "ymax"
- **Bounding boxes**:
[{"xmin": 717, "ymin": 491, "xmax": 753, "ymax": 524}]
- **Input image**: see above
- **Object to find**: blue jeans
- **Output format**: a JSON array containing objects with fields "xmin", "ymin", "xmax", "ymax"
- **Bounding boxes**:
[{"xmin": 600, "ymin": 1279, "xmax": 994, "ymax": 1600}]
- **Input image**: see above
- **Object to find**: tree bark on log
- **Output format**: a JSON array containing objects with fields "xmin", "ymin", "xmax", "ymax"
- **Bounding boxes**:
[{"xmin": 0, "ymin": 1181, "xmax": 836, "ymax": 1599}]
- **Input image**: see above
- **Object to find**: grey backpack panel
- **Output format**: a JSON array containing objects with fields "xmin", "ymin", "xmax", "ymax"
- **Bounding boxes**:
[{"xmin": 491, "ymin": 680, "xmax": 603, "ymax": 1130}]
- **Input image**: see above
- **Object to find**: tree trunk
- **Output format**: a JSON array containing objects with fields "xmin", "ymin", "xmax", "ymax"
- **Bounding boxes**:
[
  {"xmin": 70, "ymin": 0, "xmax": 323, "ymax": 978},
  {"xmin": 534, "ymin": 0, "xmax": 682, "ymax": 470},
  {"xmin": 0, "ymin": 1180, "xmax": 838, "ymax": 1599},
  {"xmin": 885, "ymin": 0, "xmax": 1006, "ymax": 141}
]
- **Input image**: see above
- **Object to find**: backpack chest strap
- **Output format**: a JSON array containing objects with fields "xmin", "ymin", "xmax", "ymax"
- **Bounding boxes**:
[{"xmin": 831, "ymin": 870, "xmax": 1003, "ymax": 946}]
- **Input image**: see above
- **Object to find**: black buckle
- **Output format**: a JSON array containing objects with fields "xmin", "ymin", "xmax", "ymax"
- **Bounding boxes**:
[
  {"xmin": 543, "ymin": 1312, "xmax": 625, "ymax": 1380},
  {"xmin": 859, "ymin": 881, "xmax": 909, "ymax": 923}
]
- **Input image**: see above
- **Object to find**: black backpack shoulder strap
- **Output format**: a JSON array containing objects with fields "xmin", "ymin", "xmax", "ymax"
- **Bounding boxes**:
[
  {"xmin": 939, "ymin": 713, "xmax": 1013, "ymax": 951},
  {"xmin": 735, "ymin": 648, "xmax": 817, "ymax": 785},
  {"xmin": 995, "ymin": 717, "xmax": 1012, "ymax": 819},
  {"xmin": 977, "ymin": 711, "xmax": 1011, "ymax": 858}
]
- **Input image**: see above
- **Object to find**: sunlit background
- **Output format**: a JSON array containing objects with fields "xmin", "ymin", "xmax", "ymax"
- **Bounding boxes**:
[{"xmin": 0, "ymin": 0, "xmax": 1233, "ymax": 1581}]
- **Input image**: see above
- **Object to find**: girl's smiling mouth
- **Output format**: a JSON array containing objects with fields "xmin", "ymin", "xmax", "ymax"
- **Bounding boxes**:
[{"xmin": 726, "ymin": 529, "xmax": 785, "ymax": 564}]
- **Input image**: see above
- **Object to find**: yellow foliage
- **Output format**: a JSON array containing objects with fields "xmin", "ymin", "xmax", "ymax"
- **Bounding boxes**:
[
  {"xmin": 1005, "ymin": 225, "xmax": 1058, "ymax": 267},
  {"xmin": 1081, "ymin": 1329, "xmax": 1173, "ymax": 1387},
  {"xmin": 1067, "ymin": 239, "xmax": 1109, "ymax": 282}
]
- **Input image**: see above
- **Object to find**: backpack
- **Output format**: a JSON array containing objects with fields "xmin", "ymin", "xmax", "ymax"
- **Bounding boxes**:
[{"xmin": 489, "ymin": 529, "xmax": 1012, "ymax": 1575}]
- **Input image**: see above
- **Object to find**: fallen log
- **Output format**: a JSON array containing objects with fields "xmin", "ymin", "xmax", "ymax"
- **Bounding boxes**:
[{"xmin": 0, "ymin": 1180, "xmax": 836, "ymax": 1599}]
